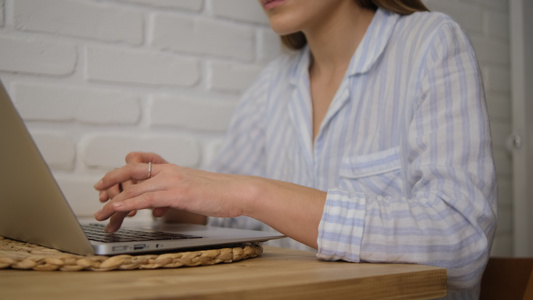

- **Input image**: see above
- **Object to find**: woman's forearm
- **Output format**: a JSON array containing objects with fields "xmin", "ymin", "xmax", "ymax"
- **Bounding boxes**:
[
  {"xmin": 162, "ymin": 175, "xmax": 325, "ymax": 248},
  {"xmin": 240, "ymin": 176, "xmax": 327, "ymax": 249}
]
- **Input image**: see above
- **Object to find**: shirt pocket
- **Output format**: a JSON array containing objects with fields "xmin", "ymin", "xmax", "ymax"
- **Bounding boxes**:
[{"xmin": 339, "ymin": 147, "xmax": 402, "ymax": 196}]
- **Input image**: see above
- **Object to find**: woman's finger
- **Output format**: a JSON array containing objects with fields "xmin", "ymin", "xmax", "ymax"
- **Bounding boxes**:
[
  {"xmin": 94, "ymin": 163, "xmax": 155, "ymax": 191},
  {"xmin": 126, "ymin": 152, "xmax": 168, "ymax": 164},
  {"xmin": 100, "ymin": 183, "xmax": 122, "ymax": 202},
  {"xmin": 95, "ymin": 186, "xmax": 178, "ymax": 222},
  {"xmin": 94, "ymin": 176, "xmax": 164, "ymax": 221},
  {"xmin": 110, "ymin": 191, "xmax": 173, "ymax": 213},
  {"xmin": 105, "ymin": 211, "xmax": 130, "ymax": 233},
  {"xmin": 152, "ymin": 207, "xmax": 170, "ymax": 218},
  {"xmin": 121, "ymin": 180, "xmax": 136, "ymax": 191}
]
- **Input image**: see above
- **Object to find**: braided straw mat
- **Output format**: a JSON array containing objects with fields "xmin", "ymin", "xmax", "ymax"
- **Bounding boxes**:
[{"xmin": 0, "ymin": 236, "xmax": 263, "ymax": 271}]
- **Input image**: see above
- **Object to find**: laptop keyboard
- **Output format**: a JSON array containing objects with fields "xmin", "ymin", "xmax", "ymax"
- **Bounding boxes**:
[{"xmin": 82, "ymin": 223, "xmax": 202, "ymax": 243}]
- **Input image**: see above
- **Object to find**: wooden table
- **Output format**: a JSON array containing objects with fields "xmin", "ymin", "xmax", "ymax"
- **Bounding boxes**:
[{"xmin": 0, "ymin": 246, "xmax": 446, "ymax": 300}]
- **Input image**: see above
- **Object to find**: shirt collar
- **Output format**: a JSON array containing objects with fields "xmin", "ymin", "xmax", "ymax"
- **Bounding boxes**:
[
  {"xmin": 288, "ymin": 47, "xmax": 311, "ymax": 86},
  {"xmin": 289, "ymin": 8, "xmax": 400, "ymax": 84},
  {"xmin": 346, "ymin": 8, "xmax": 400, "ymax": 77}
]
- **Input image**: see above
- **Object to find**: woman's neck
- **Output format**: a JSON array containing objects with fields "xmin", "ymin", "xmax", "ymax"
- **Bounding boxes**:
[
  {"xmin": 304, "ymin": 3, "xmax": 375, "ymax": 140},
  {"xmin": 304, "ymin": 3, "xmax": 375, "ymax": 77}
]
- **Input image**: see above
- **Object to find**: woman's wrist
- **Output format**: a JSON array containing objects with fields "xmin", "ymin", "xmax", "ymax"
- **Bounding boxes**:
[{"xmin": 232, "ymin": 175, "xmax": 265, "ymax": 220}]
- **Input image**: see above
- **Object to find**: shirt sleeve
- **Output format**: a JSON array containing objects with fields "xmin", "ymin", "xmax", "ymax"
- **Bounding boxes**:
[{"xmin": 317, "ymin": 20, "xmax": 498, "ymax": 293}]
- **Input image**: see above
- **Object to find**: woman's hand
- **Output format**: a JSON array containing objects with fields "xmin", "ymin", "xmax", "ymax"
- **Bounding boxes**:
[
  {"xmin": 93, "ymin": 152, "xmax": 248, "ymax": 232},
  {"xmin": 95, "ymin": 152, "xmax": 167, "ymax": 231},
  {"xmin": 97, "ymin": 152, "xmax": 168, "ymax": 202}
]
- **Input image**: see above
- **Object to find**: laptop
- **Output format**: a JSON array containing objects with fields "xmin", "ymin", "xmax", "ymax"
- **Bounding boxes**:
[{"xmin": 0, "ymin": 80, "xmax": 284, "ymax": 256}]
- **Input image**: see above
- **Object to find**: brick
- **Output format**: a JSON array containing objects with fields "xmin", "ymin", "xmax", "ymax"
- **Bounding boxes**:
[
  {"xmin": 209, "ymin": 60, "xmax": 263, "ymax": 93},
  {"xmin": 14, "ymin": 0, "xmax": 144, "ymax": 45},
  {"xmin": 0, "ymin": 36, "xmax": 77, "ymax": 75},
  {"xmin": 31, "ymin": 132, "xmax": 76, "ymax": 171},
  {"xmin": 211, "ymin": 0, "xmax": 269, "ymax": 25},
  {"xmin": 115, "ymin": 0, "xmax": 203, "ymax": 11},
  {"xmin": 152, "ymin": 13, "xmax": 255, "ymax": 61},
  {"xmin": 258, "ymin": 28, "xmax": 282, "ymax": 63},
  {"xmin": 81, "ymin": 134, "xmax": 201, "ymax": 169},
  {"xmin": 150, "ymin": 95, "xmax": 236, "ymax": 131},
  {"xmin": 86, "ymin": 46, "xmax": 200, "ymax": 87},
  {"xmin": 14, "ymin": 83, "xmax": 141, "ymax": 125},
  {"xmin": 424, "ymin": 0, "xmax": 483, "ymax": 33},
  {"xmin": 484, "ymin": 11, "xmax": 509, "ymax": 40}
]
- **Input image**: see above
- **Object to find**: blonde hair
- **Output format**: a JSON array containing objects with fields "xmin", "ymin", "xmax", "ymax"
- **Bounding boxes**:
[{"xmin": 280, "ymin": 0, "xmax": 429, "ymax": 50}]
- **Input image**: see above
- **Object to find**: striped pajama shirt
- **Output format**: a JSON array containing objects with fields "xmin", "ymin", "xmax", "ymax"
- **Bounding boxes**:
[{"xmin": 209, "ymin": 8, "xmax": 497, "ymax": 299}]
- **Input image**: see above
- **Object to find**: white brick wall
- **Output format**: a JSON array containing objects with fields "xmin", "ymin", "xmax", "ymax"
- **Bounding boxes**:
[
  {"xmin": 114, "ymin": 0, "xmax": 203, "ymax": 11},
  {"xmin": 14, "ymin": 0, "xmax": 144, "ymax": 45},
  {"xmin": 86, "ymin": 45, "xmax": 201, "ymax": 86},
  {"xmin": 14, "ymin": 83, "xmax": 142, "ymax": 124},
  {"xmin": 0, "ymin": 0, "xmax": 281, "ymax": 221},
  {"xmin": 0, "ymin": 36, "xmax": 77, "ymax": 75},
  {"xmin": 150, "ymin": 94, "xmax": 235, "ymax": 131},
  {"xmin": 0, "ymin": 0, "xmax": 512, "ymax": 255},
  {"xmin": 151, "ymin": 13, "xmax": 255, "ymax": 61}
]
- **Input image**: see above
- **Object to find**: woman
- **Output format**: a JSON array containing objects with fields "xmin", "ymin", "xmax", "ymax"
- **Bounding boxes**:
[{"xmin": 94, "ymin": 0, "xmax": 497, "ymax": 298}]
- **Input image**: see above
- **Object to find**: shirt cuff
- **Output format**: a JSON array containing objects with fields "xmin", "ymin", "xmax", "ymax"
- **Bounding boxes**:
[{"xmin": 317, "ymin": 188, "xmax": 366, "ymax": 262}]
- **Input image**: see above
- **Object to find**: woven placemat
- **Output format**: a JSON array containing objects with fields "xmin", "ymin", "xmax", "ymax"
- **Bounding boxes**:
[{"xmin": 0, "ymin": 236, "xmax": 262, "ymax": 271}]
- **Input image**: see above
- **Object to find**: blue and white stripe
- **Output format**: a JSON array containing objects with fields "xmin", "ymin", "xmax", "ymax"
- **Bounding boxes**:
[{"xmin": 209, "ymin": 8, "xmax": 497, "ymax": 300}]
